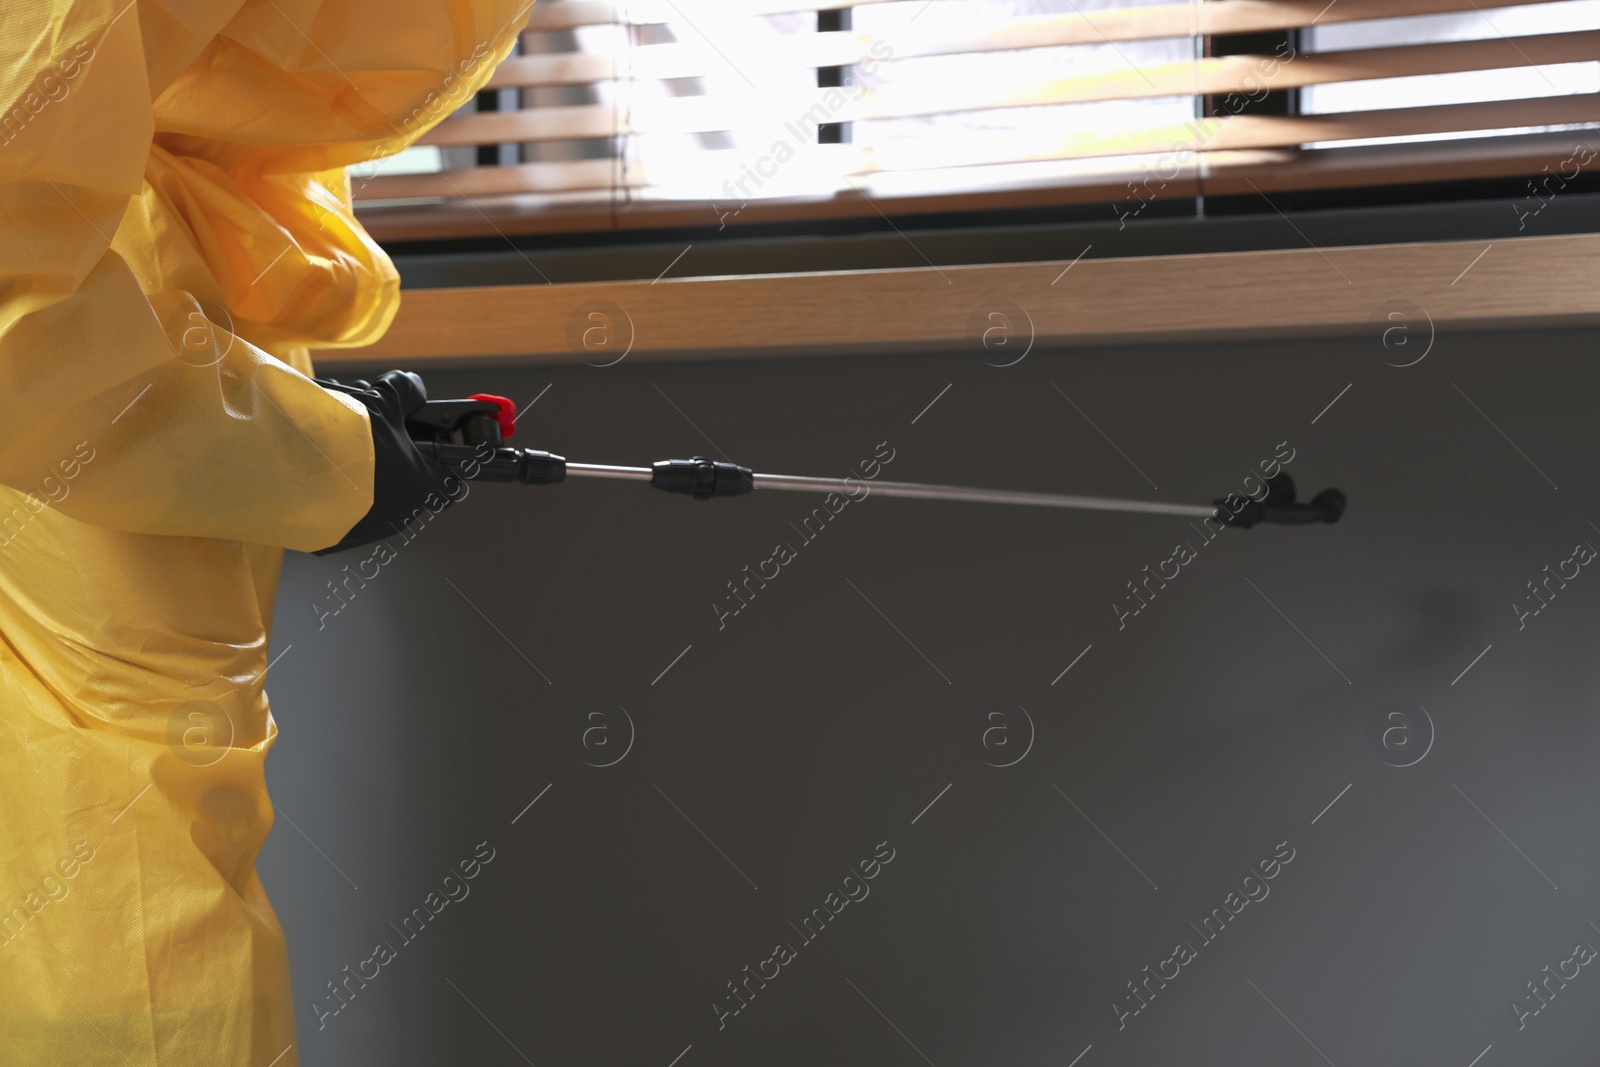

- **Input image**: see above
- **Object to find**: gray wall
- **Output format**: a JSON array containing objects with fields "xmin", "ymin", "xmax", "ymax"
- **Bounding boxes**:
[{"xmin": 261, "ymin": 324, "xmax": 1600, "ymax": 1066}]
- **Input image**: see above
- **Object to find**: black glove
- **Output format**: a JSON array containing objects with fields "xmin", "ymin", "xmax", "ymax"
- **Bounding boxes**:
[{"xmin": 313, "ymin": 369, "xmax": 458, "ymax": 555}]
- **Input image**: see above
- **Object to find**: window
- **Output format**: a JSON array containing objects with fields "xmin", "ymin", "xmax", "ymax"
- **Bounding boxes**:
[
  {"xmin": 353, "ymin": 0, "xmax": 1600, "ymax": 240},
  {"xmin": 1303, "ymin": 1, "xmax": 1600, "ymax": 145}
]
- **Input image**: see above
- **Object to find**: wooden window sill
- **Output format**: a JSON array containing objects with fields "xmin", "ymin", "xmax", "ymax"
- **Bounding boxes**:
[{"xmin": 318, "ymin": 232, "xmax": 1599, "ymax": 369}]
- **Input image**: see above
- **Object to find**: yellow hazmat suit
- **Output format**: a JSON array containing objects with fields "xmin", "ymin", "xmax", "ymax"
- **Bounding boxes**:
[{"xmin": 0, "ymin": 2, "xmax": 529, "ymax": 1063}]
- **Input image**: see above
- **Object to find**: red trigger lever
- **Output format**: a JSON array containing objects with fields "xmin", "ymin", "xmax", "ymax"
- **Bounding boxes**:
[{"xmin": 470, "ymin": 393, "xmax": 517, "ymax": 440}]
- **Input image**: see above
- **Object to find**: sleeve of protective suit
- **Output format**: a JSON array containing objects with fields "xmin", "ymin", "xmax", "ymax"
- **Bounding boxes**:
[{"xmin": 0, "ymin": 0, "xmax": 530, "ymax": 552}]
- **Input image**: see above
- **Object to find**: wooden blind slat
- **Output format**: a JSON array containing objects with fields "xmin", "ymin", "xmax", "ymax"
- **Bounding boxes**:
[
  {"xmin": 525, "ymin": 0, "xmax": 882, "ymax": 33},
  {"xmin": 360, "ymin": 157, "xmax": 635, "ymax": 200},
  {"xmin": 1037, "ymin": 29, "xmax": 1600, "ymax": 106},
  {"xmin": 485, "ymin": 52, "xmax": 615, "ymax": 89},
  {"xmin": 887, "ymin": 93, "xmax": 1600, "ymax": 170}
]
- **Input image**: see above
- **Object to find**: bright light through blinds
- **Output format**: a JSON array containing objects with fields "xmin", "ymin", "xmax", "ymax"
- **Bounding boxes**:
[
  {"xmin": 591, "ymin": 7, "xmax": 843, "ymax": 202},
  {"xmin": 358, "ymin": 0, "xmax": 1209, "ymax": 204},
  {"xmin": 568, "ymin": 1, "xmax": 1197, "ymax": 204},
  {"xmin": 847, "ymin": 1, "xmax": 1196, "ymax": 198},
  {"xmin": 351, "ymin": 0, "xmax": 1600, "ymax": 234}
]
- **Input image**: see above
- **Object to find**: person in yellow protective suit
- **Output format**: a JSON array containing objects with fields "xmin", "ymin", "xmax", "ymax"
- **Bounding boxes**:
[{"xmin": 0, "ymin": 2, "xmax": 531, "ymax": 1064}]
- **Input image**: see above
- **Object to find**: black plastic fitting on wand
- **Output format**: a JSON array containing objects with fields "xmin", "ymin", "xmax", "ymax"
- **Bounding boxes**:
[
  {"xmin": 650, "ymin": 456, "xmax": 755, "ymax": 499},
  {"xmin": 414, "ymin": 441, "xmax": 567, "ymax": 484},
  {"xmin": 1216, "ymin": 474, "xmax": 1344, "ymax": 528}
]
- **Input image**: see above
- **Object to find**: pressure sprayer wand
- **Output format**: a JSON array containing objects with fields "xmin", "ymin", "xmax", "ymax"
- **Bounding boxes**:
[
  {"xmin": 563, "ymin": 462, "xmax": 1218, "ymax": 519},
  {"xmin": 408, "ymin": 394, "xmax": 1345, "ymax": 529}
]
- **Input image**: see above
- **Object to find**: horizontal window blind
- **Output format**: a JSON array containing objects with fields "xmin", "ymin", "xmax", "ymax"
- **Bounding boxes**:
[{"xmin": 351, "ymin": 0, "xmax": 1600, "ymax": 240}]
